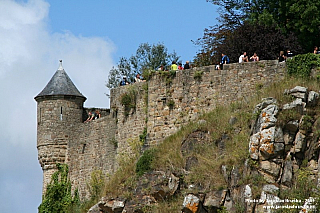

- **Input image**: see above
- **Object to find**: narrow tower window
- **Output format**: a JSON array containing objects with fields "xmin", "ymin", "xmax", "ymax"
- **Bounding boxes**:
[
  {"xmin": 39, "ymin": 108, "xmax": 42, "ymax": 124},
  {"xmin": 82, "ymin": 144, "xmax": 86, "ymax": 154},
  {"xmin": 60, "ymin": 107, "xmax": 63, "ymax": 121}
]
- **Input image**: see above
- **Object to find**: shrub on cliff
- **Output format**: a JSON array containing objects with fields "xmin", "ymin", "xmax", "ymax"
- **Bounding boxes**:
[
  {"xmin": 286, "ymin": 53, "xmax": 320, "ymax": 78},
  {"xmin": 136, "ymin": 148, "xmax": 156, "ymax": 177},
  {"xmin": 38, "ymin": 164, "xmax": 80, "ymax": 213}
]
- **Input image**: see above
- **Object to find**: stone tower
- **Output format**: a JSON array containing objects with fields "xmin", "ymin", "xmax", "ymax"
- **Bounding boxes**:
[{"xmin": 34, "ymin": 60, "xmax": 86, "ymax": 194}]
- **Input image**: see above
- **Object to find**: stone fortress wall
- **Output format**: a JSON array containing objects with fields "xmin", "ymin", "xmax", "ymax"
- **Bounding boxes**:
[{"xmin": 36, "ymin": 60, "xmax": 286, "ymax": 199}]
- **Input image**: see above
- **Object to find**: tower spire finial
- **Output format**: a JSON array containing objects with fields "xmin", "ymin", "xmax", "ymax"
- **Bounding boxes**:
[{"xmin": 58, "ymin": 60, "xmax": 63, "ymax": 70}]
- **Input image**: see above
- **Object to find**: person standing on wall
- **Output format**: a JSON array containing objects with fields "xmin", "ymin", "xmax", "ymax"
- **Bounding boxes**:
[
  {"xmin": 171, "ymin": 61, "xmax": 178, "ymax": 70},
  {"xmin": 184, "ymin": 61, "xmax": 190, "ymax": 69},
  {"xmin": 220, "ymin": 53, "xmax": 230, "ymax": 70}
]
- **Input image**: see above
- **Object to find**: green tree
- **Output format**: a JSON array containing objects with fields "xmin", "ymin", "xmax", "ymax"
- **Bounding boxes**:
[
  {"xmin": 106, "ymin": 43, "xmax": 180, "ymax": 89},
  {"xmin": 206, "ymin": 0, "xmax": 320, "ymax": 52},
  {"xmin": 193, "ymin": 22, "xmax": 302, "ymax": 65},
  {"xmin": 38, "ymin": 164, "xmax": 79, "ymax": 213},
  {"xmin": 106, "ymin": 57, "xmax": 132, "ymax": 89}
]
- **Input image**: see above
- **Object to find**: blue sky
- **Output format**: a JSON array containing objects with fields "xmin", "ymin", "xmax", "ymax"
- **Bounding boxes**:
[
  {"xmin": 47, "ymin": 0, "xmax": 218, "ymax": 63},
  {"xmin": 0, "ymin": 0, "xmax": 218, "ymax": 212}
]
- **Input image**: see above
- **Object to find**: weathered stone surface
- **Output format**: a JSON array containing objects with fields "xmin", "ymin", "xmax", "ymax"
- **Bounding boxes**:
[
  {"xmin": 87, "ymin": 204, "xmax": 100, "ymax": 213},
  {"xmin": 203, "ymin": 190, "xmax": 227, "ymax": 208},
  {"xmin": 136, "ymin": 171, "xmax": 180, "ymax": 201},
  {"xmin": 273, "ymin": 142, "xmax": 284, "ymax": 153},
  {"xmin": 281, "ymin": 158, "xmax": 293, "ymax": 185},
  {"xmin": 284, "ymin": 120, "xmax": 299, "ymax": 133},
  {"xmin": 283, "ymin": 131, "xmax": 295, "ymax": 148},
  {"xmin": 253, "ymin": 97, "xmax": 277, "ymax": 115},
  {"xmin": 243, "ymin": 184, "xmax": 252, "ymax": 199},
  {"xmin": 285, "ymin": 86, "xmax": 308, "ymax": 102},
  {"xmin": 259, "ymin": 142, "xmax": 275, "ymax": 159},
  {"xmin": 229, "ymin": 116, "xmax": 237, "ymax": 126},
  {"xmin": 98, "ymin": 198, "xmax": 125, "ymax": 213},
  {"xmin": 274, "ymin": 127, "xmax": 284, "ymax": 143},
  {"xmin": 257, "ymin": 192, "xmax": 281, "ymax": 212},
  {"xmin": 283, "ymin": 98, "xmax": 306, "ymax": 114},
  {"xmin": 261, "ymin": 104, "xmax": 278, "ymax": 122},
  {"xmin": 221, "ymin": 165, "xmax": 229, "ymax": 183},
  {"xmin": 307, "ymin": 91, "xmax": 319, "ymax": 107},
  {"xmin": 262, "ymin": 184, "xmax": 279, "ymax": 195},
  {"xmin": 182, "ymin": 194, "xmax": 202, "ymax": 213},
  {"xmin": 260, "ymin": 127, "xmax": 276, "ymax": 144},
  {"xmin": 260, "ymin": 161, "xmax": 280, "ymax": 177},
  {"xmin": 294, "ymin": 131, "xmax": 306, "ymax": 153},
  {"xmin": 230, "ymin": 167, "xmax": 241, "ymax": 187},
  {"xmin": 243, "ymin": 185, "xmax": 255, "ymax": 213},
  {"xmin": 252, "ymin": 102, "xmax": 278, "ymax": 134}
]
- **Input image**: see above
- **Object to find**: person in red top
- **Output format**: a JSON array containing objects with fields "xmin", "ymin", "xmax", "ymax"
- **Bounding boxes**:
[{"xmin": 178, "ymin": 62, "xmax": 184, "ymax": 70}]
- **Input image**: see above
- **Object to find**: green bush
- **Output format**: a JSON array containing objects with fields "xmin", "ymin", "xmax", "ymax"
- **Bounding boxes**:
[
  {"xmin": 88, "ymin": 170, "xmax": 105, "ymax": 200},
  {"xmin": 120, "ymin": 85, "xmax": 137, "ymax": 116},
  {"xmin": 38, "ymin": 164, "xmax": 80, "ymax": 213},
  {"xmin": 193, "ymin": 70, "xmax": 204, "ymax": 81},
  {"xmin": 139, "ymin": 127, "xmax": 148, "ymax": 143},
  {"xmin": 167, "ymin": 99, "xmax": 175, "ymax": 109},
  {"xmin": 286, "ymin": 53, "xmax": 320, "ymax": 78},
  {"xmin": 136, "ymin": 149, "xmax": 156, "ymax": 176}
]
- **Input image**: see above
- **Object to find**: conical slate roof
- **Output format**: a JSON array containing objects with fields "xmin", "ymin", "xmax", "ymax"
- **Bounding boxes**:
[{"xmin": 35, "ymin": 60, "xmax": 86, "ymax": 101}]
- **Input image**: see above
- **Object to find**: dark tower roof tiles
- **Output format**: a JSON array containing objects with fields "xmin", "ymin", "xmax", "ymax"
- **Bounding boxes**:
[{"xmin": 35, "ymin": 60, "xmax": 86, "ymax": 101}]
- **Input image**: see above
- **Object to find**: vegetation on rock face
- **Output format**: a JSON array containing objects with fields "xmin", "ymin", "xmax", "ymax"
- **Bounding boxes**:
[
  {"xmin": 286, "ymin": 53, "xmax": 320, "ymax": 78},
  {"xmin": 120, "ymin": 85, "xmax": 137, "ymax": 116},
  {"xmin": 136, "ymin": 148, "xmax": 156, "ymax": 177},
  {"xmin": 38, "ymin": 164, "xmax": 80, "ymax": 213}
]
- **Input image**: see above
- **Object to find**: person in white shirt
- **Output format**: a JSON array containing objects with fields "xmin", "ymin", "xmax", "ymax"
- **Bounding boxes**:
[{"xmin": 239, "ymin": 51, "xmax": 249, "ymax": 63}]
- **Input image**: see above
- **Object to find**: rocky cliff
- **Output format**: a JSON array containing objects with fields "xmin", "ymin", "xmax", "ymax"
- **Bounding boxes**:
[{"xmin": 87, "ymin": 82, "xmax": 320, "ymax": 212}]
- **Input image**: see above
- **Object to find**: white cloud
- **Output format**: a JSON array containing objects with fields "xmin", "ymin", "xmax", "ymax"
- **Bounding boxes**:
[{"xmin": 0, "ymin": 0, "xmax": 115, "ymax": 212}]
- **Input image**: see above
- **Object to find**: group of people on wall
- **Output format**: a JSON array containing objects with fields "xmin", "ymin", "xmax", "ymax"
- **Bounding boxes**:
[
  {"xmin": 84, "ymin": 110, "xmax": 101, "ymax": 123},
  {"xmin": 216, "ymin": 52, "xmax": 261, "ymax": 70},
  {"xmin": 158, "ymin": 61, "xmax": 191, "ymax": 71},
  {"xmin": 119, "ymin": 60, "xmax": 191, "ymax": 87},
  {"xmin": 218, "ymin": 49, "xmax": 297, "ymax": 70},
  {"xmin": 119, "ymin": 46, "xmax": 320, "ymax": 85}
]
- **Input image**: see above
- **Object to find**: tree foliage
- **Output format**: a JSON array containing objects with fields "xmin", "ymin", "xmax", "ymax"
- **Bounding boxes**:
[
  {"xmin": 38, "ymin": 164, "xmax": 79, "ymax": 213},
  {"xmin": 194, "ymin": 22, "xmax": 302, "ymax": 65},
  {"xmin": 106, "ymin": 43, "xmax": 180, "ymax": 89},
  {"xmin": 196, "ymin": 0, "xmax": 320, "ymax": 65}
]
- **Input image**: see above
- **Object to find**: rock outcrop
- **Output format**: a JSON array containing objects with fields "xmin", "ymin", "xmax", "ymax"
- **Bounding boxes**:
[{"xmin": 89, "ymin": 86, "xmax": 320, "ymax": 213}]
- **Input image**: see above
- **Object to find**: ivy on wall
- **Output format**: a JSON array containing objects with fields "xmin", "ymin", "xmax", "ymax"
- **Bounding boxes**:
[{"xmin": 38, "ymin": 164, "xmax": 80, "ymax": 213}]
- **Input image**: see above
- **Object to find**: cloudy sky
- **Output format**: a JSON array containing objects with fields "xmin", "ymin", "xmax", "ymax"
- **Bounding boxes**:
[{"xmin": 0, "ymin": 0, "xmax": 218, "ymax": 212}]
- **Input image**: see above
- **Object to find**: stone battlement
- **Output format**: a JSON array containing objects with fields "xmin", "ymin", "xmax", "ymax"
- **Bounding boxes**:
[{"xmin": 35, "ymin": 60, "xmax": 286, "ymax": 199}]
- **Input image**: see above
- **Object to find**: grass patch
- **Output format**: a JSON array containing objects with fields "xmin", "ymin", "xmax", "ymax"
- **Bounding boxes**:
[
  {"xmin": 120, "ymin": 85, "xmax": 137, "ymax": 116},
  {"xmin": 136, "ymin": 149, "xmax": 156, "ymax": 177}
]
